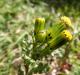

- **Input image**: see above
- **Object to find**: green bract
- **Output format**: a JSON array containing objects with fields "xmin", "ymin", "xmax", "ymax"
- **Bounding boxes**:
[{"xmin": 46, "ymin": 23, "xmax": 65, "ymax": 41}]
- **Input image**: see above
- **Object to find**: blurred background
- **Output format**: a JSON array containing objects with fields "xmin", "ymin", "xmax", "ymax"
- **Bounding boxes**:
[{"xmin": 0, "ymin": 0, "xmax": 80, "ymax": 75}]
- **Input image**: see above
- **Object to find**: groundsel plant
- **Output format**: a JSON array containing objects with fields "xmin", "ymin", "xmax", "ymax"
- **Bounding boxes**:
[
  {"xmin": 20, "ymin": 16, "xmax": 74, "ymax": 75},
  {"xmin": 33, "ymin": 16, "xmax": 73, "ymax": 59}
]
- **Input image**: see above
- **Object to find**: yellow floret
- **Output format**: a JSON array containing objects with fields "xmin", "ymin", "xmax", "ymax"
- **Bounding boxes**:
[
  {"xmin": 60, "ymin": 16, "xmax": 72, "ymax": 27},
  {"xmin": 61, "ymin": 30, "xmax": 73, "ymax": 41},
  {"xmin": 35, "ymin": 17, "xmax": 45, "ymax": 25}
]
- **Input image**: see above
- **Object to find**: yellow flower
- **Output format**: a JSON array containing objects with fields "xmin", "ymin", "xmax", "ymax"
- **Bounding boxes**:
[
  {"xmin": 61, "ymin": 30, "xmax": 73, "ymax": 41},
  {"xmin": 60, "ymin": 16, "xmax": 72, "ymax": 27}
]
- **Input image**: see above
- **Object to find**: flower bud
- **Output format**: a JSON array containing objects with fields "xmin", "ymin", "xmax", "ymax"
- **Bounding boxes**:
[
  {"xmin": 47, "ymin": 30, "xmax": 72, "ymax": 50},
  {"xmin": 34, "ymin": 17, "xmax": 45, "ymax": 33},
  {"xmin": 34, "ymin": 17, "xmax": 46, "ymax": 42},
  {"xmin": 35, "ymin": 30, "xmax": 47, "ymax": 42}
]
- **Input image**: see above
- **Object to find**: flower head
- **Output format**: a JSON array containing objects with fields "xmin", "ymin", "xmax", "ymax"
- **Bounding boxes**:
[
  {"xmin": 60, "ymin": 16, "xmax": 72, "ymax": 28},
  {"xmin": 61, "ymin": 30, "xmax": 73, "ymax": 41}
]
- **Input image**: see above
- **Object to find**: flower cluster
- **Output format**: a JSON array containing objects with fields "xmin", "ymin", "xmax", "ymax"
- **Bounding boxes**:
[{"xmin": 34, "ymin": 16, "xmax": 73, "ymax": 57}]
